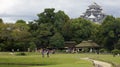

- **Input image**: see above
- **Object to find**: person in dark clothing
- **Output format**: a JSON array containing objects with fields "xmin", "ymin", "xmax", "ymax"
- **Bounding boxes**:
[
  {"xmin": 46, "ymin": 49, "xmax": 50, "ymax": 57},
  {"xmin": 41, "ymin": 49, "xmax": 45, "ymax": 58}
]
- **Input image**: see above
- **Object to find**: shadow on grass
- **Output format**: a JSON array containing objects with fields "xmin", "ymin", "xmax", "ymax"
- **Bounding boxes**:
[{"xmin": 0, "ymin": 63, "xmax": 54, "ymax": 66}]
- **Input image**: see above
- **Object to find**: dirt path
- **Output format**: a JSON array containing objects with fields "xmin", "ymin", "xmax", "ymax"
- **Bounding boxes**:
[
  {"xmin": 81, "ymin": 58, "xmax": 112, "ymax": 67},
  {"xmin": 93, "ymin": 60, "xmax": 112, "ymax": 67}
]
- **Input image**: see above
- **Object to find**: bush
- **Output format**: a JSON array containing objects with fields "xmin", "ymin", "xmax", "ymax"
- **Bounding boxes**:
[
  {"xmin": 29, "ymin": 42, "xmax": 36, "ymax": 52},
  {"xmin": 83, "ymin": 48, "xmax": 89, "ymax": 52},
  {"xmin": 99, "ymin": 48, "xmax": 107, "ymax": 53},
  {"xmin": 16, "ymin": 52, "xmax": 26, "ymax": 56},
  {"xmin": 111, "ymin": 49, "xmax": 120, "ymax": 57}
]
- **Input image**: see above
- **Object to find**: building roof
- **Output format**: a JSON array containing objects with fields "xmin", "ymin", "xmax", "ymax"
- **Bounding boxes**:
[
  {"xmin": 80, "ymin": 2, "xmax": 106, "ymax": 23},
  {"xmin": 64, "ymin": 41, "xmax": 77, "ymax": 48},
  {"xmin": 75, "ymin": 40, "xmax": 99, "ymax": 48},
  {"xmin": 88, "ymin": 13, "xmax": 96, "ymax": 19},
  {"xmin": 88, "ymin": 2, "xmax": 101, "ymax": 9}
]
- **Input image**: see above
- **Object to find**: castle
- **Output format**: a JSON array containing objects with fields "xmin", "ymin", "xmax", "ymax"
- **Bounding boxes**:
[{"xmin": 81, "ymin": 2, "xmax": 106, "ymax": 24}]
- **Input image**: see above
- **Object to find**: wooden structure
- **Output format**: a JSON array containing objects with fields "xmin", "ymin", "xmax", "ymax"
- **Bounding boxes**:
[
  {"xmin": 75, "ymin": 40, "xmax": 99, "ymax": 52},
  {"xmin": 64, "ymin": 41, "xmax": 77, "ymax": 53},
  {"xmin": 64, "ymin": 41, "xmax": 77, "ymax": 48}
]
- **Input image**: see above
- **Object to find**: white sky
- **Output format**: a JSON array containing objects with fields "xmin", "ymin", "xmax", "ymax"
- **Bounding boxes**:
[{"xmin": 0, "ymin": 0, "xmax": 120, "ymax": 23}]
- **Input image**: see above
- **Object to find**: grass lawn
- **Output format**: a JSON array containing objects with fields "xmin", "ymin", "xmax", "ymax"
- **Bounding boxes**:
[
  {"xmin": 79, "ymin": 53, "xmax": 120, "ymax": 67},
  {"xmin": 0, "ymin": 52, "xmax": 120, "ymax": 67},
  {"xmin": 0, "ymin": 52, "xmax": 93, "ymax": 67}
]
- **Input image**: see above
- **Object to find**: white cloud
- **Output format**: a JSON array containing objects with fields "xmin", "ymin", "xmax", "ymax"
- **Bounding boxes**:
[{"xmin": 0, "ymin": 0, "xmax": 120, "ymax": 22}]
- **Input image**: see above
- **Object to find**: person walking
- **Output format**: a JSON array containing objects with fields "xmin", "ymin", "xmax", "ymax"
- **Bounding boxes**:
[
  {"xmin": 46, "ymin": 49, "xmax": 50, "ymax": 57},
  {"xmin": 41, "ymin": 49, "xmax": 45, "ymax": 58}
]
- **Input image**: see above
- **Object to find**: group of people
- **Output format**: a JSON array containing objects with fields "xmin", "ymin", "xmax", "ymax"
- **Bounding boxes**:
[
  {"xmin": 41, "ymin": 49, "xmax": 51, "ymax": 58},
  {"xmin": 41, "ymin": 49, "xmax": 56, "ymax": 58}
]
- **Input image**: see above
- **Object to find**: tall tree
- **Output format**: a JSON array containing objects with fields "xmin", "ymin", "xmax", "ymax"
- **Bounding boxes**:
[
  {"xmin": 0, "ymin": 22, "xmax": 31, "ymax": 51},
  {"xmin": 62, "ymin": 21, "xmax": 73, "ymax": 41},
  {"xmin": 36, "ymin": 8, "xmax": 55, "ymax": 24},
  {"xmin": 31, "ymin": 8, "xmax": 69, "ymax": 48},
  {"xmin": 16, "ymin": 19, "xmax": 26, "ymax": 24},
  {"xmin": 70, "ymin": 18, "xmax": 93, "ymax": 43},
  {"xmin": 49, "ymin": 33, "xmax": 64, "ymax": 48},
  {"xmin": 0, "ymin": 18, "xmax": 3, "ymax": 24},
  {"xmin": 35, "ymin": 23, "xmax": 55, "ymax": 48},
  {"xmin": 54, "ymin": 10, "xmax": 70, "ymax": 33},
  {"xmin": 97, "ymin": 16, "xmax": 120, "ymax": 50}
]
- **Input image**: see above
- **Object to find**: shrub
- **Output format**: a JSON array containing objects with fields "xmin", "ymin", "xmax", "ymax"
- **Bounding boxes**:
[
  {"xmin": 111, "ymin": 49, "xmax": 120, "ymax": 57},
  {"xmin": 29, "ymin": 42, "xmax": 36, "ymax": 52},
  {"xmin": 16, "ymin": 52, "xmax": 26, "ymax": 56},
  {"xmin": 83, "ymin": 48, "xmax": 89, "ymax": 53},
  {"xmin": 99, "ymin": 48, "xmax": 107, "ymax": 53}
]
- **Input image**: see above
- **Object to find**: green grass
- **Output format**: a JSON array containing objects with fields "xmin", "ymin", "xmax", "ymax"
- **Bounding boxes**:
[
  {"xmin": 0, "ymin": 52, "xmax": 120, "ymax": 67},
  {"xmin": 0, "ymin": 52, "xmax": 93, "ymax": 67},
  {"xmin": 78, "ymin": 53, "xmax": 120, "ymax": 67},
  {"xmin": 0, "ymin": 65, "xmax": 27, "ymax": 67}
]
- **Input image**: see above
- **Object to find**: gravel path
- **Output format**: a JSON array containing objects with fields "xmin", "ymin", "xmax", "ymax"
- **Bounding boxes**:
[
  {"xmin": 93, "ymin": 60, "xmax": 111, "ymax": 67},
  {"xmin": 81, "ymin": 58, "xmax": 112, "ymax": 67}
]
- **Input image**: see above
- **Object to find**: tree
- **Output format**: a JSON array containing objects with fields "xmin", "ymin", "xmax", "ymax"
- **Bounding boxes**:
[
  {"xmin": 16, "ymin": 19, "xmax": 26, "ymax": 24},
  {"xmin": 62, "ymin": 21, "xmax": 73, "ymax": 41},
  {"xmin": 31, "ymin": 8, "xmax": 69, "ymax": 48},
  {"xmin": 35, "ymin": 23, "xmax": 55, "ymax": 48},
  {"xmin": 28, "ymin": 21, "xmax": 38, "ymax": 32},
  {"xmin": 35, "ymin": 8, "xmax": 69, "ymax": 31},
  {"xmin": 14, "ymin": 42, "xmax": 27, "ymax": 51},
  {"xmin": 98, "ymin": 16, "xmax": 120, "ymax": 50},
  {"xmin": 54, "ymin": 10, "xmax": 70, "ymax": 33},
  {"xmin": 115, "ymin": 39, "xmax": 120, "ymax": 49},
  {"xmin": 0, "ymin": 18, "xmax": 3, "ymax": 24},
  {"xmin": 29, "ymin": 42, "xmax": 36, "ymax": 52},
  {"xmin": 111, "ymin": 49, "xmax": 120, "ymax": 57},
  {"xmin": 0, "ymin": 43, "xmax": 5, "ymax": 51},
  {"xmin": 0, "ymin": 22, "xmax": 31, "ymax": 51},
  {"xmin": 31, "ymin": 8, "xmax": 56, "ymax": 48},
  {"xmin": 11, "ymin": 22, "xmax": 30, "ymax": 41},
  {"xmin": 70, "ymin": 18, "xmax": 94, "ymax": 43},
  {"xmin": 0, "ymin": 24, "xmax": 13, "ymax": 41},
  {"xmin": 0, "ymin": 23, "xmax": 6, "ymax": 43},
  {"xmin": 36, "ymin": 8, "xmax": 55, "ymax": 24},
  {"xmin": 11, "ymin": 23, "xmax": 31, "ymax": 51},
  {"xmin": 90, "ymin": 23, "xmax": 100, "ymax": 42},
  {"xmin": 49, "ymin": 33, "xmax": 64, "ymax": 48}
]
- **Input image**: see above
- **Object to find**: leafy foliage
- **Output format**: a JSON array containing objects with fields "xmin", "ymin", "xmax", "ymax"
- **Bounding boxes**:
[
  {"xmin": 111, "ymin": 49, "xmax": 120, "ymax": 57},
  {"xmin": 16, "ymin": 52, "xmax": 27, "ymax": 56},
  {"xmin": 0, "ymin": 18, "xmax": 3, "ymax": 23},
  {"xmin": 16, "ymin": 20, "xmax": 26, "ymax": 24},
  {"xmin": 0, "ymin": 8, "xmax": 120, "ymax": 52},
  {"xmin": 49, "ymin": 33, "xmax": 64, "ymax": 48},
  {"xmin": 99, "ymin": 48, "xmax": 107, "ymax": 53},
  {"xmin": 29, "ymin": 42, "xmax": 36, "ymax": 52},
  {"xmin": 70, "ymin": 18, "xmax": 94, "ymax": 43},
  {"xmin": 95, "ymin": 16, "xmax": 120, "ymax": 50}
]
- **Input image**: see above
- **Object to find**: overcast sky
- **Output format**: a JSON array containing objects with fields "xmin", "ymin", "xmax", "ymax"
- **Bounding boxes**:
[{"xmin": 0, "ymin": 0, "xmax": 120, "ymax": 23}]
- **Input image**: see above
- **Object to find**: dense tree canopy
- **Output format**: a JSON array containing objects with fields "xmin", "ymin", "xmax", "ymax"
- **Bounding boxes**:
[
  {"xmin": 16, "ymin": 19, "xmax": 26, "ymax": 24},
  {"xmin": 0, "ymin": 20, "xmax": 30, "ymax": 51},
  {"xmin": 30, "ymin": 8, "xmax": 69, "ymax": 48},
  {"xmin": 70, "ymin": 18, "xmax": 94, "ymax": 43},
  {"xmin": 0, "ymin": 9, "xmax": 120, "ymax": 51},
  {"xmin": 0, "ymin": 18, "xmax": 3, "ymax": 24},
  {"xmin": 94, "ymin": 16, "xmax": 120, "ymax": 50},
  {"xmin": 49, "ymin": 33, "xmax": 64, "ymax": 48}
]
